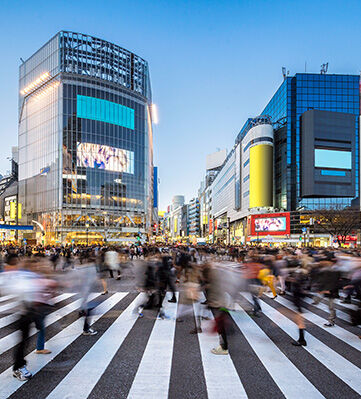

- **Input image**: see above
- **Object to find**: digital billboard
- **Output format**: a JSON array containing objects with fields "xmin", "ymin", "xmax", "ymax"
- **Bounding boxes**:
[
  {"xmin": 314, "ymin": 149, "xmax": 351, "ymax": 169},
  {"xmin": 254, "ymin": 216, "xmax": 286, "ymax": 232},
  {"xmin": 76, "ymin": 143, "xmax": 134, "ymax": 174},
  {"xmin": 250, "ymin": 212, "xmax": 290, "ymax": 236}
]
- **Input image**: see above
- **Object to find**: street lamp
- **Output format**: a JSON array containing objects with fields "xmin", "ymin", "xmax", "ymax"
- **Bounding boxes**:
[{"xmin": 85, "ymin": 223, "xmax": 89, "ymax": 246}]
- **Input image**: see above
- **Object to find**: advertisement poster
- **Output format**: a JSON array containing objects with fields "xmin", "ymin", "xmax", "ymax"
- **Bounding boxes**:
[
  {"xmin": 251, "ymin": 212, "xmax": 290, "ymax": 236},
  {"xmin": 254, "ymin": 216, "xmax": 287, "ymax": 232},
  {"xmin": 77, "ymin": 142, "xmax": 134, "ymax": 174}
]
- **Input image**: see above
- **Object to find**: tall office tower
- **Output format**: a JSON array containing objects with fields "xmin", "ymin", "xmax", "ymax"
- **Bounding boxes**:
[{"xmin": 18, "ymin": 31, "xmax": 154, "ymax": 244}]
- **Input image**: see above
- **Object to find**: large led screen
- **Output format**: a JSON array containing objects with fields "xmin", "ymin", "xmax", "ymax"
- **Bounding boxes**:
[
  {"xmin": 76, "ymin": 143, "xmax": 134, "ymax": 174},
  {"xmin": 254, "ymin": 216, "xmax": 287, "ymax": 232},
  {"xmin": 77, "ymin": 95, "xmax": 135, "ymax": 130},
  {"xmin": 315, "ymin": 149, "xmax": 351, "ymax": 169}
]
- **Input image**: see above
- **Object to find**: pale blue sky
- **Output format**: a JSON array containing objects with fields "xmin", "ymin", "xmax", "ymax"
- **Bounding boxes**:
[{"xmin": 1, "ymin": 0, "xmax": 361, "ymax": 209}]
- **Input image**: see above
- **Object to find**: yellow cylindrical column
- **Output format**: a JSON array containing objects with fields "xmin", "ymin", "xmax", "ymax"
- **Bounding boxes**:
[{"xmin": 249, "ymin": 144, "xmax": 273, "ymax": 208}]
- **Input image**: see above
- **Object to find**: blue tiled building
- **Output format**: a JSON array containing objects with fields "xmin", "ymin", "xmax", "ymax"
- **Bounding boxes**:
[{"xmin": 259, "ymin": 73, "xmax": 359, "ymax": 211}]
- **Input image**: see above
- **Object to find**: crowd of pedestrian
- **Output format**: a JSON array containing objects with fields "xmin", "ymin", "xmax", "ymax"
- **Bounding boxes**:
[{"xmin": 0, "ymin": 243, "xmax": 360, "ymax": 380}]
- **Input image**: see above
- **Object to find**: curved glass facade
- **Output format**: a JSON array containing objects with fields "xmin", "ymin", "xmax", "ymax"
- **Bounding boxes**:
[{"xmin": 18, "ymin": 31, "xmax": 154, "ymax": 244}]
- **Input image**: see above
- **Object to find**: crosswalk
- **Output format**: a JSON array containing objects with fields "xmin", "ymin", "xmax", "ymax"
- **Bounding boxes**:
[{"xmin": 0, "ymin": 291, "xmax": 360, "ymax": 399}]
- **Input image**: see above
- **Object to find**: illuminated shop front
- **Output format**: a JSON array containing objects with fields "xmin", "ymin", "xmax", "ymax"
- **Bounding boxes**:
[{"xmin": 18, "ymin": 31, "xmax": 154, "ymax": 244}]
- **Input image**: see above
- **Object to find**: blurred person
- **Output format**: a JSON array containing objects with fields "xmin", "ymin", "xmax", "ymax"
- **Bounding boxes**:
[
  {"xmin": 342, "ymin": 264, "xmax": 361, "ymax": 326},
  {"xmin": 96, "ymin": 248, "xmax": 109, "ymax": 295},
  {"xmin": 258, "ymin": 266, "xmax": 277, "ymax": 299},
  {"xmin": 134, "ymin": 256, "xmax": 158, "ymax": 317},
  {"xmin": 176, "ymin": 262, "xmax": 202, "ymax": 332},
  {"xmin": 312, "ymin": 260, "xmax": 340, "ymax": 327},
  {"xmin": 66, "ymin": 253, "xmax": 99, "ymax": 335},
  {"xmin": 32, "ymin": 260, "xmax": 58, "ymax": 354},
  {"xmin": 49, "ymin": 247, "xmax": 60, "ymax": 271},
  {"xmin": 61, "ymin": 247, "xmax": 73, "ymax": 271},
  {"xmin": 290, "ymin": 268, "xmax": 308, "ymax": 346},
  {"xmin": 161, "ymin": 252, "xmax": 177, "ymax": 303},
  {"xmin": 0, "ymin": 258, "xmax": 56, "ymax": 380},
  {"xmin": 336, "ymin": 254, "xmax": 361, "ymax": 303},
  {"xmin": 155, "ymin": 254, "xmax": 172, "ymax": 319},
  {"xmin": 273, "ymin": 254, "xmax": 288, "ymax": 295},
  {"xmin": 132, "ymin": 257, "xmax": 151, "ymax": 317},
  {"xmin": 105, "ymin": 247, "xmax": 121, "ymax": 280},
  {"xmin": 207, "ymin": 263, "xmax": 232, "ymax": 355},
  {"xmin": 243, "ymin": 258, "xmax": 263, "ymax": 317}
]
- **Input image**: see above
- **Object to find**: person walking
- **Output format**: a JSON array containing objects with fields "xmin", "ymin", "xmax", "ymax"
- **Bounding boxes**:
[{"xmin": 312, "ymin": 260, "xmax": 340, "ymax": 327}]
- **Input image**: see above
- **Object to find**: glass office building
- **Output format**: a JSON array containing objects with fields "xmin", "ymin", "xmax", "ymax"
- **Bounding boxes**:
[
  {"xmin": 259, "ymin": 73, "xmax": 359, "ymax": 211},
  {"xmin": 18, "ymin": 31, "xmax": 154, "ymax": 243}
]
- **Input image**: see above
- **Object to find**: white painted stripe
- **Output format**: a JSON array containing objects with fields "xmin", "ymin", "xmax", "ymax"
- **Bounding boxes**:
[
  {"xmin": 272, "ymin": 295, "xmax": 361, "ymax": 351},
  {"xmin": 0, "ymin": 295, "xmax": 15, "ymax": 304},
  {"xmin": 0, "ymin": 300, "xmax": 19, "ymax": 314},
  {"xmin": 0, "ymin": 292, "xmax": 127, "ymax": 398},
  {"xmin": 302, "ymin": 297, "xmax": 350, "ymax": 322},
  {"xmin": 0, "ymin": 293, "xmax": 99, "ymax": 356},
  {"xmin": 0, "ymin": 293, "xmax": 75, "ymax": 317},
  {"xmin": 51, "ymin": 293, "xmax": 77, "ymax": 304},
  {"xmin": 256, "ymin": 296, "xmax": 361, "ymax": 394},
  {"xmin": 307, "ymin": 294, "xmax": 358, "ymax": 312},
  {"xmin": 231, "ymin": 303, "xmax": 324, "ymax": 399},
  {"xmin": 45, "ymin": 292, "xmax": 137, "ymax": 399},
  {"xmin": 336, "ymin": 299, "xmax": 359, "ymax": 311},
  {"xmin": 0, "ymin": 313, "xmax": 19, "ymax": 329},
  {"xmin": 0, "ymin": 293, "xmax": 75, "ymax": 330},
  {"xmin": 127, "ymin": 293, "xmax": 179, "ymax": 399},
  {"xmin": 195, "ymin": 298, "xmax": 247, "ymax": 399}
]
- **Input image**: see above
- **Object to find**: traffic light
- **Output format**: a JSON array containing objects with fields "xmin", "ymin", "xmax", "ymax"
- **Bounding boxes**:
[
  {"xmin": 299, "ymin": 235, "xmax": 303, "ymax": 241},
  {"xmin": 152, "ymin": 223, "xmax": 157, "ymax": 235}
]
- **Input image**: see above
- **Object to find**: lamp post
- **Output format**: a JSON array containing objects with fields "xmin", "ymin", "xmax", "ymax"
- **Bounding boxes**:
[
  {"xmin": 103, "ymin": 211, "xmax": 108, "ymax": 244},
  {"xmin": 85, "ymin": 223, "xmax": 89, "ymax": 246}
]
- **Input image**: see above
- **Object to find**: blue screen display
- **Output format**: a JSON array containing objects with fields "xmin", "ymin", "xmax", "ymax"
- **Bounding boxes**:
[
  {"xmin": 77, "ymin": 95, "xmax": 134, "ymax": 130},
  {"xmin": 315, "ymin": 149, "xmax": 351, "ymax": 169},
  {"xmin": 320, "ymin": 170, "xmax": 346, "ymax": 177}
]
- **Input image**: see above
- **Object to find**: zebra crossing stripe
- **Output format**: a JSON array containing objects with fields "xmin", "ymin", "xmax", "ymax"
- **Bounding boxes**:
[
  {"xmin": 194, "ymin": 301, "xmax": 247, "ymax": 399},
  {"xmin": 45, "ymin": 292, "xmax": 137, "ymax": 399},
  {"xmin": 231, "ymin": 303, "xmax": 324, "ymax": 399},
  {"xmin": 272, "ymin": 295, "xmax": 361, "ymax": 351},
  {"xmin": 0, "ymin": 292, "xmax": 126, "ymax": 399},
  {"xmin": 0, "ymin": 293, "xmax": 76, "ymax": 330},
  {"xmin": 302, "ymin": 297, "xmax": 350, "ymax": 322},
  {"xmin": 0, "ymin": 293, "xmax": 100, "ymax": 356},
  {"xmin": 0, "ymin": 313, "xmax": 19, "ymax": 329},
  {"xmin": 335, "ymin": 298, "xmax": 359, "ymax": 311},
  {"xmin": 127, "ymin": 293, "xmax": 178, "ymax": 399},
  {"xmin": 51, "ymin": 293, "xmax": 77, "ymax": 304},
  {"xmin": 257, "ymin": 297, "xmax": 361, "ymax": 395},
  {"xmin": 0, "ymin": 300, "xmax": 20, "ymax": 315},
  {"xmin": 0, "ymin": 295, "xmax": 15, "ymax": 304}
]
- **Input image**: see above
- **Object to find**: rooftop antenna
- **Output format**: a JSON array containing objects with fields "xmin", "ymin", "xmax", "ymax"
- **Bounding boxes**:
[
  {"xmin": 320, "ymin": 62, "xmax": 329, "ymax": 74},
  {"xmin": 282, "ymin": 67, "xmax": 289, "ymax": 81},
  {"xmin": 20, "ymin": 58, "xmax": 25, "ymax": 64}
]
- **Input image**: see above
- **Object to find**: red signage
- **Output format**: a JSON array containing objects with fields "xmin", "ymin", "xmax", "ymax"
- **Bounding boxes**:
[
  {"xmin": 250, "ymin": 212, "xmax": 290, "ymax": 236},
  {"xmin": 337, "ymin": 235, "xmax": 357, "ymax": 241},
  {"xmin": 209, "ymin": 219, "xmax": 213, "ymax": 234}
]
